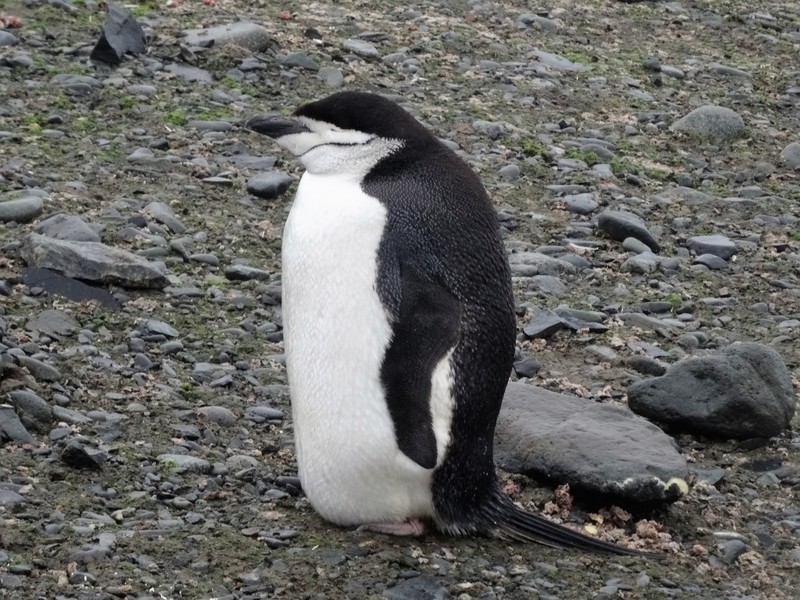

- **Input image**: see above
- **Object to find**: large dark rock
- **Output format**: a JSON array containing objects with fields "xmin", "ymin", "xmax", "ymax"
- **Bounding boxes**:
[
  {"xmin": 627, "ymin": 342, "xmax": 795, "ymax": 439},
  {"xmin": 495, "ymin": 382, "xmax": 688, "ymax": 503}
]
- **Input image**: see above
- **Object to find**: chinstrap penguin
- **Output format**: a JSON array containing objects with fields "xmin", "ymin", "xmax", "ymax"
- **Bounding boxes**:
[{"xmin": 246, "ymin": 91, "xmax": 653, "ymax": 556}]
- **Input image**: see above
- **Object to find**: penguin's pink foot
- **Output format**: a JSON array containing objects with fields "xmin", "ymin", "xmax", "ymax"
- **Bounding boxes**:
[{"xmin": 359, "ymin": 518, "xmax": 426, "ymax": 537}]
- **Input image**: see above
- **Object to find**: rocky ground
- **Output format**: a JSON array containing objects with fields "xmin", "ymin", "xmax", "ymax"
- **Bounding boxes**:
[{"xmin": 1, "ymin": 0, "xmax": 800, "ymax": 598}]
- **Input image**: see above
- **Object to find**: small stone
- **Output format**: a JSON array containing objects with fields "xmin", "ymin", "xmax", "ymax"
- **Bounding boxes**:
[
  {"xmin": 522, "ymin": 310, "xmax": 565, "ymax": 339},
  {"xmin": 144, "ymin": 201, "xmax": 186, "ymax": 234},
  {"xmin": 184, "ymin": 22, "xmax": 271, "ymax": 52},
  {"xmin": 596, "ymin": 210, "xmax": 660, "ymax": 252},
  {"xmin": 687, "ymin": 235, "xmax": 736, "ymax": 260},
  {"xmin": 281, "ymin": 52, "xmax": 319, "ymax": 71},
  {"xmin": 513, "ymin": 357, "xmax": 541, "ymax": 378},
  {"xmin": 498, "ymin": 164, "xmax": 521, "ymax": 181},
  {"xmin": 8, "ymin": 390, "xmax": 53, "ymax": 423},
  {"xmin": 224, "ymin": 264, "xmax": 271, "ymax": 281},
  {"xmin": 318, "ymin": 66, "xmax": 344, "ymax": 88},
  {"xmin": 670, "ymin": 105, "xmax": 746, "ymax": 143},
  {"xmin": 0, "ymin": 406, "xmax": 36, "ymax": 445},
  {"xmin": 247, "ymin": 172, "xmax": 293, "ymax": 199},
  {"xmin": 146, "ymin": 319, "xmax": 179, "ymax": 338},
  {"xmin": 197, "ymin": 406, "xmax": 237, "ymax": 427},
  {"xmin": 343, "ymin": 38, "xmax": 379, "ymax": 57},
  {"xmin": 693, "ymin": 254, "xmax": 729, "ymax": 270},
  {"xmin": 562, "ymin": 193, "xmax": 598, "ymax": 215},
  {"xmin": 0, "ymin": 194, "xmax": 44, "ymax": 223},
  {"xmin": 779, "ymin": 142, "xmax": 800, "ymax": 169}
]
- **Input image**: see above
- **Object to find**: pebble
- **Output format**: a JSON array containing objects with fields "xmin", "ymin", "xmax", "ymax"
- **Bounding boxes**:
[
  {"xmin": 343, "ymin": 38, "xmax": 379, "ymax": 57},
  {"xmin": 184, "ymin": 21, "xmax": 271, "ymax": 52},
  {"xmin": 670, "ymin": 105, "xmax": 746, "ymax": 143},
  {"xmin": 687, "ymin": 234, "xmax": 736, "ymax": 259},
  {"xmin": 281, "ymin": 52, "xmax": 319, "ymax": 71},
  {"xmin": 247, "ymin": 172, "xmax": 293, "ymax": 199},
  {"xmin": 596, "ymin": 210, "xmax": 660, "ymax": 252},
  {"xmin": 318, "ymin": 66, "xmax": 345, "ymax": 88},
  {"xmin": 780, "ymin": 142, "xmax": 800, "ymax": 169},
  {"xmin": 0, "ymin": 194, "xmax": 44, "ymax": 223}
]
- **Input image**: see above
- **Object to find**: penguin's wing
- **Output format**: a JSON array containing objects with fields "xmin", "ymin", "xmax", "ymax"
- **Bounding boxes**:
[{"xmin": 380, "ymin": 265, "xmax": 461, "ymax": 469}]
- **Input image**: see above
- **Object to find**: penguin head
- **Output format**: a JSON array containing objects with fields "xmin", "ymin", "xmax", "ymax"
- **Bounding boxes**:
[{"xmin": 246, "ymin": 92, "xmax": 433, "ymax": 176}]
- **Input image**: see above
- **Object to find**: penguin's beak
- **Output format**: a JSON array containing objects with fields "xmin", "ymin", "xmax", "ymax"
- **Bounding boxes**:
[{"xmin": 245, "ymin": 116, "xmax": 311, "ymax": 139}]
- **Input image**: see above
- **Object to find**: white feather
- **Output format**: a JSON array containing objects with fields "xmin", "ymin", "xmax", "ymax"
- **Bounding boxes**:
[{"xmin": 283, "ymin": 171, "xmax": 437, "ymax": 525}]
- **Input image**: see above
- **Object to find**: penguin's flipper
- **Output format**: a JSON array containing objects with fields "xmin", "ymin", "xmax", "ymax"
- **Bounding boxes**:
[
  {"xmin": 491, "ymin": 494, "xmax": 662, "ymax": 558},
  {"xmin": 380, "ymin": 265, "xmax": 462, "ymax": 470}
]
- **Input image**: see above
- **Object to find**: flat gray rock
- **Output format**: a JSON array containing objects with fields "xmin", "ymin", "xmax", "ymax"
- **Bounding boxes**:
[
  {"xmin": 562, "ymin": 192, "xmax": 598, "ymax": 215},
  {"xmin": 163, "ymin": 63, "xmax": 213, "ymax": 84},
  {"xmin": 26, "ymin": 309, "xmax": 78, "ymax": 336},
  {"xmin": 686, "ymin": 234, "xmax": 736, "ymax": 259},
  {"xmin": 531, "ymin": 50, "xmax": 591, "ymax": 72},
  {"xmin": 0, "ymin": 194, "xmax": 44, "ymax": 223},
  {"xmin": 34, "ymin": 213, "xmax": 101, "ymax": 242},
  {"xmin": 670, "ymin": 105, "xmax": 746, "ymax": 143},
  {"xmin": 184, "ymin": 22, "xmax": 270, "ymax": 52},
  {"xmin": 343, "ymin": 38, "xmax": 379, "ymax": 57},
  {"xmin": 21, "ymin": 233, "xmax": 168, "ymax": 289},
  {"xmin": 628, "ymin": 342, "xmax": 795, "ymax": 439},
  {"xmin": 596, "ymin": 210, "xmax": 660, "ymax": 252},
  {"xmin": 495, "ymin": 383, "xmax": 688, "ymax": 503}
]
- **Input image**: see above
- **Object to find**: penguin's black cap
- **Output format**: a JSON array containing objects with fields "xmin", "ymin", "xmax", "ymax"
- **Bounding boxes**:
[{"xmin": 294, "ymin": 91, "xmax": 433, "ymax": 142}]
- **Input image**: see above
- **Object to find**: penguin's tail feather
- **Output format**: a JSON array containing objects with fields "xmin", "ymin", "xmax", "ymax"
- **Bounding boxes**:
[{"xmin": 488, "ymin": 494, "xmax": 662, "ymax": 558}]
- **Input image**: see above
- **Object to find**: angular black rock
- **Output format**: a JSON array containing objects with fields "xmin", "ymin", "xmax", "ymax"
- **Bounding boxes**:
[{"xmin": 90, "ymin": 3, "xmax": 146, "ymax": 66}]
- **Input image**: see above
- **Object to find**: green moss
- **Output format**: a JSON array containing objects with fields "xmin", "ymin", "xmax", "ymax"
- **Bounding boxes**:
[
  {"xmin": 165, "ymin": 108, "xmax": 188, "ymax": 126},
  {"xmin": 566, "ymin": 147, "xmax": 599, "ymax": 165},
  {"xmin": 521, "ymin": 140, "xmax": 548, "ymax": 157}
]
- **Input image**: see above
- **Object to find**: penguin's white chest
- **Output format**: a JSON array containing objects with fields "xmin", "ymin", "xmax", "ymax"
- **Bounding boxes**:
[{"xmin": 281, "ymin": 172, "xmax": 434, "ymax": 525}]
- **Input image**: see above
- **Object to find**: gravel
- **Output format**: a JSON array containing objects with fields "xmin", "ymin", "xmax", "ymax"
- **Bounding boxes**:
[{"xmin": 1, "ymin": 0, "xmax": 799, "ymax": 599}]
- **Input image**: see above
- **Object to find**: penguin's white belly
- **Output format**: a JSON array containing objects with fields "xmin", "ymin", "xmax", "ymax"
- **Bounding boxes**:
[{"xmin": 281, "ymin": 172, "xmax": 434, "ymax": 525}]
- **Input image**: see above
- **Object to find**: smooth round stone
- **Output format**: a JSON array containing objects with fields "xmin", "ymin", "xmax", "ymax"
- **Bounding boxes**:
[
  {"xmin": 670, "ymin": 105, "xmax": 746, "ymax": 143},
  {"xmin": 693, "ymin": 254, "xmax": 729, "ymax": 270},
  {"xmin": 318, "ymin": 66, "xmax": 344, "ymax": 88},
  {"xmin": 0, "ymin": 195, "xmax": 44, "ymax": 223},
  {"xmin": 0, "ymin": 31, "xmax": 18, "ymax": 46},
  {"xmin": 246, "ymin": 172, "xmax": 293, "ymax": 199},
  {"xmin": 780, "ymin": 142, "xmax": 800, "ymax": 169},
  {"xmin": 498, "ymin": 164, "xmax": 521, "ymax": 181}
]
